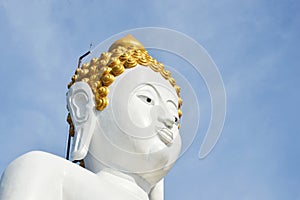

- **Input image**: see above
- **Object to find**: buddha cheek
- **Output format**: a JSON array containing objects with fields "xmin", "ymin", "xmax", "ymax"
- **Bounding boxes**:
[{"xmin": 128, "ymin": 96, "xmax": 152, "ymax": 128}]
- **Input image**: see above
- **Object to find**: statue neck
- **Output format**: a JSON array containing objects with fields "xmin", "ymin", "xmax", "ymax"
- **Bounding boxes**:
[
  {"xmin": 84, "ymin": 152, "xmax": 153, "ymax": 194},
  {"xmin": 97, "ymin": 168, "xmax": 152, "ymax": 194}
]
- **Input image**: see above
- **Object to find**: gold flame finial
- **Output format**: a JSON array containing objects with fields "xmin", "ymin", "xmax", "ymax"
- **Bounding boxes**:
[{"xmin": 108, "ymin": 34, "xmax": 145, "ymax": 52}]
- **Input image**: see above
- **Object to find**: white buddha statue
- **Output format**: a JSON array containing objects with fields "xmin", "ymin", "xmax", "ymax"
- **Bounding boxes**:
[{"xmin": 0, "ymin": 35, "xmax": 183, "ymax": 200}]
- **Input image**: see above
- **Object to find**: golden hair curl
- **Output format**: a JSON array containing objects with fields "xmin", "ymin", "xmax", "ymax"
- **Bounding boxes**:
[{"xmin": 67, "ymin": 35, "xmax": 182, "ymax": 138}]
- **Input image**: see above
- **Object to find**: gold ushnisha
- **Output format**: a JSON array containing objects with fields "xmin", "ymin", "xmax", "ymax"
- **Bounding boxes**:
[{"xmin": 67, "ymin": 35, "xmax": 183, "ymax": 137}]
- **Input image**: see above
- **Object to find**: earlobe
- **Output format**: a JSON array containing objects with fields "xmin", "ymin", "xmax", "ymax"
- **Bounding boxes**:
[
  {"xmin": 149, "ymin": 178, "xmax": 164, "ymax": 200},
  {"xmin": 66, "ymin": 82, "xmax": 96, "ymax": 161}
]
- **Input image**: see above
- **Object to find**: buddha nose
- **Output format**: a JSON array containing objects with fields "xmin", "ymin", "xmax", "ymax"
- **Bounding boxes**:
[{"xmin": 157, "ymin": 105, "xmax": 175, "ymax": 129}]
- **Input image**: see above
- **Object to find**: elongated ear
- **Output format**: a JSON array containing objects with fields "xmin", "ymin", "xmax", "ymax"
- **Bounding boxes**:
[
  {"xmin": 66, "ymin": 82, "xmax": 96, "ymax": 161},
  {"xmin": 149, "ymin": 178, "xmax": 164, "ymax": 200}
]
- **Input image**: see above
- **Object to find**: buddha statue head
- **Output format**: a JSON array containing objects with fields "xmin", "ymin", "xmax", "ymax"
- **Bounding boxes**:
[{"xmin": 66, "ymin": 35, "xmax": 183, "ymax": 188}]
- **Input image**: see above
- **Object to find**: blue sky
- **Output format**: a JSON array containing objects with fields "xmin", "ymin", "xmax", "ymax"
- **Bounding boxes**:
[{"xmin": 0, "ymin": 0, "xmax": 299, "ymax": 199}]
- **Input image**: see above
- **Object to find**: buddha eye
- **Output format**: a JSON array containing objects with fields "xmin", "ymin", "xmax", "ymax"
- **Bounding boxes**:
[{"xmin": 138, "ymin": 95, "xmax": 155, "ymax": 105}]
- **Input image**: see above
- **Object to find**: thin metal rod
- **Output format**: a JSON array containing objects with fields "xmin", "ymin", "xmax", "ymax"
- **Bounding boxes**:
[
  {"xmin": 66, "ymin": 134, "xmax": 72, "ymax": 160},
  {"xmin": 77, "ymin": 51, "xmax": 91, "ymax": 68}
]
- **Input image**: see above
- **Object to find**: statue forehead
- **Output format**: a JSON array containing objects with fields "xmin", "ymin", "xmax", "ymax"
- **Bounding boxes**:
[{"xmin": 109, "ymin": 65, "xmax": 178, "ymax": 99}]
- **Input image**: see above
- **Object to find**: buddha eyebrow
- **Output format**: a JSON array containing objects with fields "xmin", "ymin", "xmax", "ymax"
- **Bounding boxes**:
[
  {"xmin": 167, "ymin": 100, "xmax": 178, "ymax": 110},
  {"xmin": 136, "ymin": 84, "xmax": 158, "ymax": 96},
  {"xmin": 144, "ymin": 84, "xmax": 159, "ymax": 95}
]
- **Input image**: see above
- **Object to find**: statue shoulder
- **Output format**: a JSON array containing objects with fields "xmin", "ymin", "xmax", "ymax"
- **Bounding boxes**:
[
  {"xmin": 0, "ymin": 151, "xmax": 73, "ymax": 200},
  {"xmin": 4, "ymin": 151, "xmax": 67, "ymax": 172},
  {"xmin": 0, "ymin": 151, "xmax": 149, "ymax": 200}
]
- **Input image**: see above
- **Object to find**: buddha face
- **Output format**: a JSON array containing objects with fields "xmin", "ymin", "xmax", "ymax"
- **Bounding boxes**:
[
  {"xmin": 88, "ymin": 66, "xmax": 182, "ymax": 173},
  {"xmin": 128, "ymin": 83, "xmax": 179, "ymax": 146}
]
